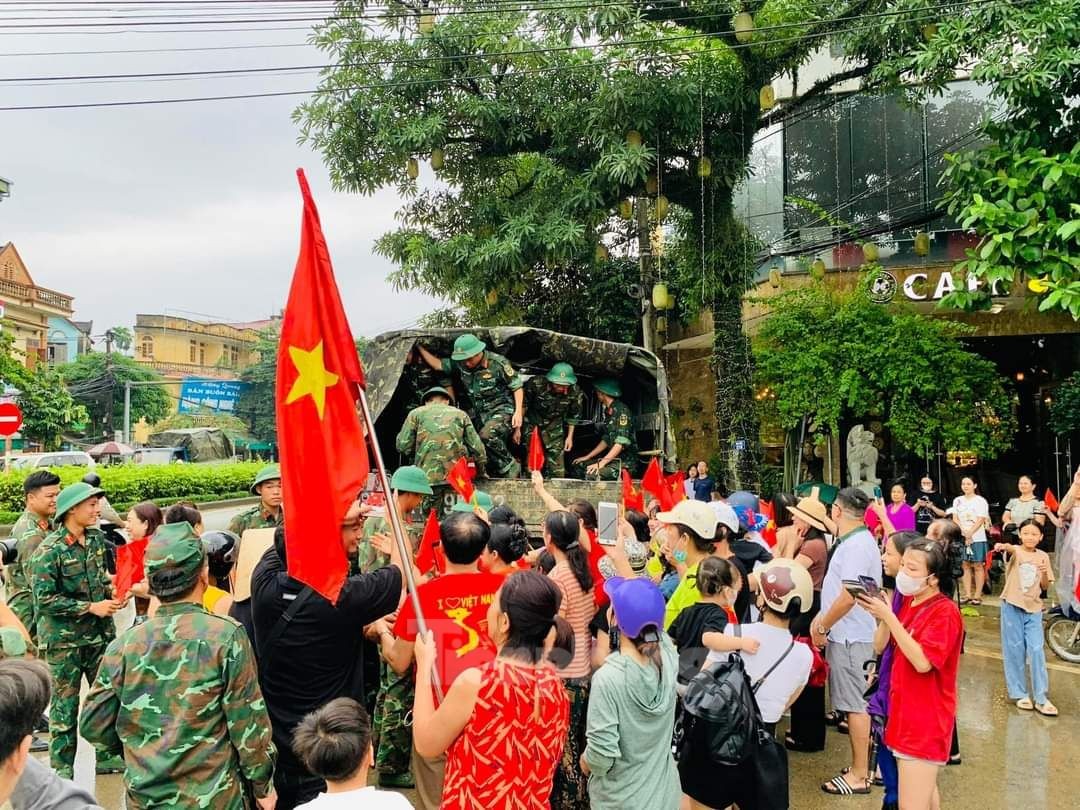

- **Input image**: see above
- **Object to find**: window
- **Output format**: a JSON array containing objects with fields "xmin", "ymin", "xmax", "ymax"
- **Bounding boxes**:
[
  {"xmin": 199, "ymin": 343, "xmax": 206, "ymax": 366},
  {"xmin": 189, "ymin": 339, "xmax": 197, "ymax": 363},
  {"xmin": 140, "ymin": 336, "xmax": 154, "ymax": 359},
  {"xmin": 230, "ymin": 346, "xmax": 240, "ymax": 367}
]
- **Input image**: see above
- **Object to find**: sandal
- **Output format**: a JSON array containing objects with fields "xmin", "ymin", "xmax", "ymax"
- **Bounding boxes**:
[
  {"xmin": 822, "ymin": 774, "xmax": 871, "ymax": 795},
  {"xmin": 1035, "ymin": 701, "xmax": 1059, "ymax": 717},
  {"xmin": 1016, "ymin": 698, "xmax": 1034, "ymax": 711},
  {"xmin": 970, "ymin": 598, "xmax": 982, "ymax": 606},
  {"xmin": 824, "ymin": 710, "xmax": 843, "ymax": 726}
]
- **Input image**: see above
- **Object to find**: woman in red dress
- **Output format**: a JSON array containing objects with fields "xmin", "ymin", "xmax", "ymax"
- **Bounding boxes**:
[{"xmin": 412, "ymin": 570, "xmax": 572, "ymax": 810}]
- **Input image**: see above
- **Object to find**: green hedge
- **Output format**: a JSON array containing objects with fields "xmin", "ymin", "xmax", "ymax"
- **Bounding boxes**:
[{"xmin": 0, "ymin": 463, "xmax": 264, "ymax": 515}]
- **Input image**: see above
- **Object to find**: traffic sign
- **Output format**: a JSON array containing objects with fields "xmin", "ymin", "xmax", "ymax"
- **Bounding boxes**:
[{"xmin": 0, "ymin": 402, "xmax": 22, "ymax": 436}]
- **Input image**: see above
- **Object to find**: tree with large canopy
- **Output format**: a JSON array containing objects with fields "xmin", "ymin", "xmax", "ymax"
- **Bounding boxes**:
[{"xmin": 298, "ymin": 0, "xmax": 1029, "ymax": 488}]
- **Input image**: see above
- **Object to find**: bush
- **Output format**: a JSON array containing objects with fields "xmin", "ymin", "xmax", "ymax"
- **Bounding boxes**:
[{"xmin": 0, "ymin": 463, "xmax": 264, "ymax": 515}]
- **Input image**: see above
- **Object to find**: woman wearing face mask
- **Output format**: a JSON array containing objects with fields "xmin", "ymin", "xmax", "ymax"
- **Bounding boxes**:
[
  {"xmin": 652, "ymin": 500, "xmax": 720, "ymax": 631},
  {"xmin": 857, "ymin": 541, "xmax": 963, "ymax": 810},
  {"xmin": 950, "ymin": 476, "xmax": 990, "ymax": 605}
]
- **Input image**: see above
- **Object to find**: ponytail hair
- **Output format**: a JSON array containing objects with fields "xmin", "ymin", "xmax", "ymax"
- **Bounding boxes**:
[
  {"xmin": 696, "ymin": 556, "xmax": 739, "ymax": 597},
  {"xmin": 549, "ymin": 616, "xmax": 575, "ymax": 671},
  {"xmin": 544, "ymin": 510, "xmax": 593, "ymax": 593},
  {"xmin": 498, "ymin": 571, "xmax": 574, "ymax": 668},
  {"xmin": 488, "ymin": 521, "xmax": 528, "ymax": 564},
  {"xmin": 906, "ymin": 538, "xmax": 961, "ymax": 599},
  {"xmin": 630, "ymin": 626, "xmax": 664, "ymax": 676}
]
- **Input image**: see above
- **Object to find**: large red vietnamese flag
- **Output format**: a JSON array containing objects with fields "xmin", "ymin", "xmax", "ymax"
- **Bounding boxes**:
[{"xmin": 276, "ymin": 169, "xmax": 369, "ymax": 603}]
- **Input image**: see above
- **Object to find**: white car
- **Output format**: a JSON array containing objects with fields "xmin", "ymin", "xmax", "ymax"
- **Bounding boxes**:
[{"xmin": 7, "ymin": 451, "xmax": 96, "ymax": 471}]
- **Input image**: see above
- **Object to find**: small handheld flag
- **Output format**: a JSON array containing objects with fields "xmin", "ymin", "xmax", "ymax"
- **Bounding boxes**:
[{"xmin": 528, "ymin": 427, "xmax": 545, "ymax": 473}]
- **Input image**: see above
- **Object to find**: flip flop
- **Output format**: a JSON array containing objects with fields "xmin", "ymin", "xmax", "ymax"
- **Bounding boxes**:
[
  {"xmin": 1016, "ymin": 698, "xmax": 1034, "ymax": 710},
  {"xmin": 821, "ymin": 775, "xmax": 871, "ymax": 796},
  {"xmin": 1036, "ymin": 702, "xmax": 1059, "ymax": 717}
]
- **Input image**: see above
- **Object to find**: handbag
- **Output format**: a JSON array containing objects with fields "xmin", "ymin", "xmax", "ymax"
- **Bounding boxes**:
[
  {"xmin": 795, "ymin": 635, "xmax": 828, "ymax": 688},
  {"xmin": 751, "ymin": 727, "xmax": 790, "ymax": 810}
]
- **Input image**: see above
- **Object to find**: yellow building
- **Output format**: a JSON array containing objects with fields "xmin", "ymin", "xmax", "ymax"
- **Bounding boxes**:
[{"xmin": 0, "ymin": 243, "xmax": 76, "ymax": 366}]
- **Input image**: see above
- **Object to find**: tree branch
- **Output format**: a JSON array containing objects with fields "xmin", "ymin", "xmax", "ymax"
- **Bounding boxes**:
[{"xmin": 760, "ymin": 63, "xmax": 877, "ymax": 127}]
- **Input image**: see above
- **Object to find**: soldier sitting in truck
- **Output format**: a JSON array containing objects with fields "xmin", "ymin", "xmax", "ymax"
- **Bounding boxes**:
[{"xmin": 571, "ymin": 378, "xmax": 641, "ymax": 480}]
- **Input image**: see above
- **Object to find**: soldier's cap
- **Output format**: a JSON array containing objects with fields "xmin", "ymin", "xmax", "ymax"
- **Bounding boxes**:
[
  {"xmin": 55, "ymin": 482, "xmax": 105, "ymax": 520},
  {"xmin": 450, "ymin": 333, "xmax": 486, "ymax": 361},
  {"xmin": 0, "ymin": 626, "xmax": 28, "ymax": 659},
  {"xmin": 546, "ymin": 362, "xmax": 577, "ymax": 386},
  {"xmin": 422, "ymin": 386, "xmax": 452, "ymax": 402},
  {"xmin": 593, "ymin": 377, "xmax": 621, "ymax": 398},
  {"xmin": 145, "ymin": 522, "xmax": 207, "ymax": 598},
  {"xmin": 391, "ymin": 465, "xmax": 434, "ymax": 496},
  {"xmin": 451, "ymin": 490, "xmax": 495, "ymax": 513},
  {"xmin": 250, "ymin": 464, "xmax": 281, "ymax": 495}
]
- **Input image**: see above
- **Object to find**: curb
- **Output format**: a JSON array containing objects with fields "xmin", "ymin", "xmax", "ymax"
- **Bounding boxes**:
[{"xmin": 0, "ymin": 496, "xmax": 259, "ymax": 537}]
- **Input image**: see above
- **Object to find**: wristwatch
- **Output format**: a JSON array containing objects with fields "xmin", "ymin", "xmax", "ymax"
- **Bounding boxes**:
[{"xmin": 814, "ymin": 621, "xmax": 829, "ymax": 637}]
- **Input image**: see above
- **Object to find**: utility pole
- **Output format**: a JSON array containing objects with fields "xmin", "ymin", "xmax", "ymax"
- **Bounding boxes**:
[
  {"xmin": 123, "ymin": 381, "xmax": 131, "ymax": 446},
  {"xmin": 104, "ymin": 329, "xmax": 114, "ymax": 441},
  {"xmin": 636, "ymin": 198, "xmax": 655, "ymax": 353}
]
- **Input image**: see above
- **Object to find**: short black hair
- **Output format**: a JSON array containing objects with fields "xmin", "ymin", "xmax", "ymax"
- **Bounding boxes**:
[
  {"xmin": 0, "ymin": 659, "xmax": 51, "ymax": 761},
  {"xmin": 440, "ymin": 512, "xmax": 490, "ymax": 565},
  {"xmin": 835, "ymin": 487, "xmax": 871, "ymax": 516},
  {"xmin": 165, "ymin": 502, "xmax": 202, "ymax": 527},
  {"xmin": 291, "ymin": 698, "xmax": 371, "ymax": 783},
  {"xmin": 24, "ymin": 470, "xmax": 60, "ymax": 496}
]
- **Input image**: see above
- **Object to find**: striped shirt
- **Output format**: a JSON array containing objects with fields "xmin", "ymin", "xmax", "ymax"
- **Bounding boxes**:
[{"xmin": 549, "ymin": 562, "xmax": 596, "ymax": 679}]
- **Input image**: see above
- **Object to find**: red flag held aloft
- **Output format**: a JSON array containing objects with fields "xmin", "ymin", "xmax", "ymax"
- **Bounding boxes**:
[
  {"xmin": 446, "ymin": 456, "xmax": 476, "ymax": 505},
  {"xmin": 641, "ymin": 457, "xmax": 672, "ymax": 510},
  {"xmin": 1044, "ymin": 488, "xmax": 1059, "ymax": 513},
  {"xmin": 665, "ymin": 471, "xmax": 687, "ymax": 505},
  {"xmin": 114, "ymin": 538, "xmax": 149, "ymax": 602},
  {"xmin": 622, "ymin": 468, "xmax": 645, "ymax": 512},
  {"xmin": 276, "ymin": 169, "xmax": 370, "ymax": 603},
  {"xmin": 528, "ymin": 427, "xmax": 545, "ymax": 473},
  {"xmin": 415, "ymin": 509, "xmax": 445, "ymax": 576}
]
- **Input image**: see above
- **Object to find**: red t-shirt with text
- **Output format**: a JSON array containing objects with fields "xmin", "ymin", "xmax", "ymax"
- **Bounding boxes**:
[
  {"xmin": 394, "ymin": 572, "xmax": 503, "ymax": 689},
  {"xmin": 884, "ymin": 593, "xmax": 963, "ymax": 762}
]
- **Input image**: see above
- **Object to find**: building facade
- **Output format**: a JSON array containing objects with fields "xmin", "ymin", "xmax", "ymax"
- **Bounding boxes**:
[
  {"xmin": 0, "ymin": 243, "xmax": 76, "ymax": 367},
  {"xmin": 46, "ymin": 317, "xmax": 92, "ymax": 365}
]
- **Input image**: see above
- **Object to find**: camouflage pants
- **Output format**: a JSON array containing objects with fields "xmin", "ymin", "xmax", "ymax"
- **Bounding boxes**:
[
  {"xmin": 477, "ymin": 411, "xmax": 521, "ymax": 478},
  {"xmin": 526, "ymin": 424, "xmax": 568, "ymax": 478},
  {"xmin": 373, "ymin": 661, "xmax": 414, "ymax": 776},
  {"xmin": 45, "ymin": 642, "xmax": 108, "ymax": 778},
  {"xmin": 7, "ymin": 591, "xmax": 36, "ymax": 645}
]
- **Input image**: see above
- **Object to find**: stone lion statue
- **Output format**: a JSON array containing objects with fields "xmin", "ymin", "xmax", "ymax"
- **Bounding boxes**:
[{"xmin": 846, "ymin": 424, "xmax": 880, "ymax": 489}]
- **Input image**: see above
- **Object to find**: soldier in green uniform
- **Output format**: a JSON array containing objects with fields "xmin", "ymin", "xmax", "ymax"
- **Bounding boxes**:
[
  {"xmin": 81, "ymin": 522, "xmax": 277, "ymax": 810},
  {"xmin": 523, "ymin": 362, "xmax": 583, "ymax": 479},
  {"xmin": 395, "ymin": 387, "xmax": 487, "ymax": 516},
  {"xmin": 228, "ymin": 464, "xmax": 284, "ymax": 537},
  {"xmin": 357, "ymin": 466, "xmax": 431, "ymax": 789},
  {"xmin": 401, "ymin": 346, "xmax": 454, "ymax": 413},
  {"xmin": 450, "ymin": 490, "xmax": 495, "ymax": 513},
  {"xmin": 3, "ymin": 470, "xmax": 60, "ymax": 643},
  {"xmin": 571, "ymin": 377, "xmax": 641, "ymax": 480},
  {"xmin": 29, "ymin": 481, "xmax": 123, "ymax": 779},
  {"xmin": 417, "ymin": 334, "xmax": 524, "ymax": 478}
]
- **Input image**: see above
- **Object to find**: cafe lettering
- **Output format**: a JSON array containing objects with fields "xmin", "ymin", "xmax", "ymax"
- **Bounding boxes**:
[{"xmin": 901, "ymin": 269, "xmax": 1007, "ymax": 301}]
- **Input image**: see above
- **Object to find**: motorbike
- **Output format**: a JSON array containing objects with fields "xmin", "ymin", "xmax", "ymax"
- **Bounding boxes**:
[{"xmin": 1046, "ymin": 606, "xmax": 1080, "ymax": 664}]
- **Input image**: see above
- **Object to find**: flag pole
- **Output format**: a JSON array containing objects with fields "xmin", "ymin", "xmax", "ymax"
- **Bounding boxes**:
[{"xmin": 357, "ymin": 386, "xmax": 445, "ymax": 703}]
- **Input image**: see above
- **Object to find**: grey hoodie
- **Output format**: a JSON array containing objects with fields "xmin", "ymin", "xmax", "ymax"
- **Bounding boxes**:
[{"xmin": 583, "ymin": 633, "xmax": 681, "ymax": 810}]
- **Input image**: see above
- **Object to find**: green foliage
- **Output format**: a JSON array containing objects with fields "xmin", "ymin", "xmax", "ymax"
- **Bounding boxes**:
[
  {"xmin": 0, "ymin": 333, "xmax": 86, "ymax": 450},
  {"xmin": 59, "ymin": 352, "xmax": 171, "ymax": 435},
  {"xmin": 753, "ymin": 278, "xmax": 1017, "ymax": 459},
  {"xmin": 107, "ymin": 327, "xmax": 133, "ymax": 352},
  {"xmin": 0, "ymin": 462, "xmax": 264, "ymax": 515},
  {"xmin": 1050, "ymin": 372, "xmax": 1080, "ymax": 436},
  {"xmin": 874, "ymin": 0, "xmax": 1080, "ymax": 316},
  {"xmin": 237, "ymin": 327, "xmax": 280, "ymax": 444}
]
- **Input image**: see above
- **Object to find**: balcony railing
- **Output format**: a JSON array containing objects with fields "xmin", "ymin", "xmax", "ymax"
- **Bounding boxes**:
[
  {"xmin": 138, "ymin": 360, "xmax": 239, "ymax": 380},
  {"xmin": 0, "ymin": 278, "xmax": 73, "ymax": 312}
]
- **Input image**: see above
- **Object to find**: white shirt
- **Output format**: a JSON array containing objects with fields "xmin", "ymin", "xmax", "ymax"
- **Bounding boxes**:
[
  {"xmin": 951, "ymin": 495, "xmax": 990, "ymax": 543},
  {"xmin": 820, "ymin": 527, "xmax": 882, "ymax": 644},
  {"xmin": 297, "ymin": 786, "xmax": 414, "ymax": 810},
  {"xmin": 705, "ymin": 623, "xmax": 813, "ymax": 724}
]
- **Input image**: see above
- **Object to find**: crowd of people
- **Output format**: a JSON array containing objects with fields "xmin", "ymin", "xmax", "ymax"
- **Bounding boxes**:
[{"xmin": 1, "ymin": 446, "xmax": 1078, "ymax": 810}]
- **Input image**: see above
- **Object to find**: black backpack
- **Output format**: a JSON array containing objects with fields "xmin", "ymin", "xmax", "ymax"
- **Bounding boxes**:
[{"xmin": 676, "ymin": 629, "xmax": 795, "ymax": 766}]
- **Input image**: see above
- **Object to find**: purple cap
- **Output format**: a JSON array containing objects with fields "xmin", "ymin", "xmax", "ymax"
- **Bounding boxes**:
[{"xmin": 603, "ymin": 576, "xmax": 665, "ymax": 638}]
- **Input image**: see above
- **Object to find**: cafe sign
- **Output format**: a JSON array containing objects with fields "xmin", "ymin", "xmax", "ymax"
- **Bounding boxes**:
[{"xmin": 867, "ymin": 268, "xmax": 1008, "ymax": 304}]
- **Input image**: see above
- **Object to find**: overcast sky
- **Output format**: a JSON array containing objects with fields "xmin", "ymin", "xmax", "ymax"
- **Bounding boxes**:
[{"xmin": 0, "ymin": 9, "xmax": 442, "ymax": 340}]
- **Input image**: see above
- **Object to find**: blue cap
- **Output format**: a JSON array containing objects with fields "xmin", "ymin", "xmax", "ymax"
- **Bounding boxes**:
[{"xmin": 603, "ymin": 576, "xmax": 665, "ymax": 637}]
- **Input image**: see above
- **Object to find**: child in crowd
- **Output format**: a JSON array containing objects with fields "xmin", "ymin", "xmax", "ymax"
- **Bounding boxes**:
[
  {"xmin": 994, "ymin": 519, "xmax": 1058, "ymax": 716},
  {"xmin": 292, "ymin": 698, "xmax": 412, "ymax": 809}
]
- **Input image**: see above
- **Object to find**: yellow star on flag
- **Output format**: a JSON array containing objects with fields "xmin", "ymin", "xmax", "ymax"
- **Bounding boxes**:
[{"xmin": 285, "ymin": 341, "xmax": 339, "ymax": 419}]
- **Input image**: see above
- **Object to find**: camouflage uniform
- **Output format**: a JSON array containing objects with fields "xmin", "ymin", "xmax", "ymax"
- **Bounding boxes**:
[
  {"xmin": 441, "ymin": 351, "xmax": 523, "ymax": 478},
  {"xmin": 81, "ymin": 603, "xmax": 276, "ymax": 809},
  {"xmin": 571, "ymin": 398, "xmax": 641, "ymax": 480},
  {"xmin": 3, "ymin": 508, "xmax": 52, "ymax": 642},
  {"xmin": 227, "ymin": 505, "xmax": 283, "ymax": 537},
  {"xmin": 523, "ymin": 376, "xmax": 582, "ymax": 479},
  {"xmin": 29, "ymin": 525, "xmax": 116, "ymax": 778},
  {"xmin": 396, "ymin": 401, "xmax": 487, "ymax": 516},
  {"xmin": 401, "ymin": 360, "xmax": 453, "ymax": 414}
]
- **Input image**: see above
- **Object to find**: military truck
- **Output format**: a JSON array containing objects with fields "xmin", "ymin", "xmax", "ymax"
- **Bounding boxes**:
[{"xmin": 363, "ymin": 327, "xmax": 677, "ymax": 531}]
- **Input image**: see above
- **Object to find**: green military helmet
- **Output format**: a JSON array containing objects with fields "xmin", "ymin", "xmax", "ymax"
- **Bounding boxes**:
[
  {"xmin": 450, "ymin": 333, "xmax": 486, "ymax": 361},
  {"xmin": 451, "ymin": 490, "xmax": 495, "ymax": 513},
  {"xmin": 593, "ymin": 377, "xmax": 622, "ymax": 398},
  {"xmin": 422, "ymin": 386, "xmax": 452, "ymax": 403},
  {"xmin": 145, "ymin": 522, "xmax": 207, "ymax": 598},
  {"xmin": 0, "ymin": 626, "xmax": 28, "ymax": 659},
  {"xmin": 250, "ymin": 464, "xmax": 281, "ymax": 495},
  {"xmin": 546, "ymin": 362, "xmax": 577, "ymax": 386},
  {"xmin": 390, "ymin": 465, "xmax": 434, "ymax": 496},
  {"xmin": 55, "ymin": 481, "xmax": 105, "ymax": 520}
]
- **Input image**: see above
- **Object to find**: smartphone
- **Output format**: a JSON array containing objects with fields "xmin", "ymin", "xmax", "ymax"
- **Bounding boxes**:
[
  {"xmin": 597, "ymin": 501, "xmax": 619, "ymax": 546},
  {"xmin": 872, "ymin": 485, "xmax": 883, "ymax": 500},
  {"xmin": 843, "ymin": 579, "xmax": 868, "ymax": 599},
  {"xmin": 858, "ymin": 575, "xmax": 881, "ymax": 599}
]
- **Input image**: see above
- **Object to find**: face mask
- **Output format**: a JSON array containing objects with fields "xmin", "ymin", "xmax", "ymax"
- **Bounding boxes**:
[
  {"xmin": 895, "ymin": 571, "xmax": 929, "ymax": 596},
  {"xmin": 674, "ymin": 549, "xmax": 688, "ymax": 564}
]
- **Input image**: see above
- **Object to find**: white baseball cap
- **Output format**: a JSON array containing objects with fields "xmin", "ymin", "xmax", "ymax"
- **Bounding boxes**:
[
  {"xmin": 656, "ymin": 499, "xmax": 721, "ymax": 539},
  {"xmin": 710, "ymin": 501, "xmax": 740, "ymax": 534}
]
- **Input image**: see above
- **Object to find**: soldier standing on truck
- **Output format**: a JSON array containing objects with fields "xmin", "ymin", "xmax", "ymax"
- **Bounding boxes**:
[
  {"xmin": 396, "ymin": 387, "xmax": 487, "ymax": 515},
  {"xmin": 415, "ymin": 334, "xmax": 524, "ymax": 479},
  {"xmin": 523, "ymin": 362, "xmax": 582, "ymax": 479},
  {"xmin": 571, "ymin": 377, "xmax": 641, "ymax": 480}
]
